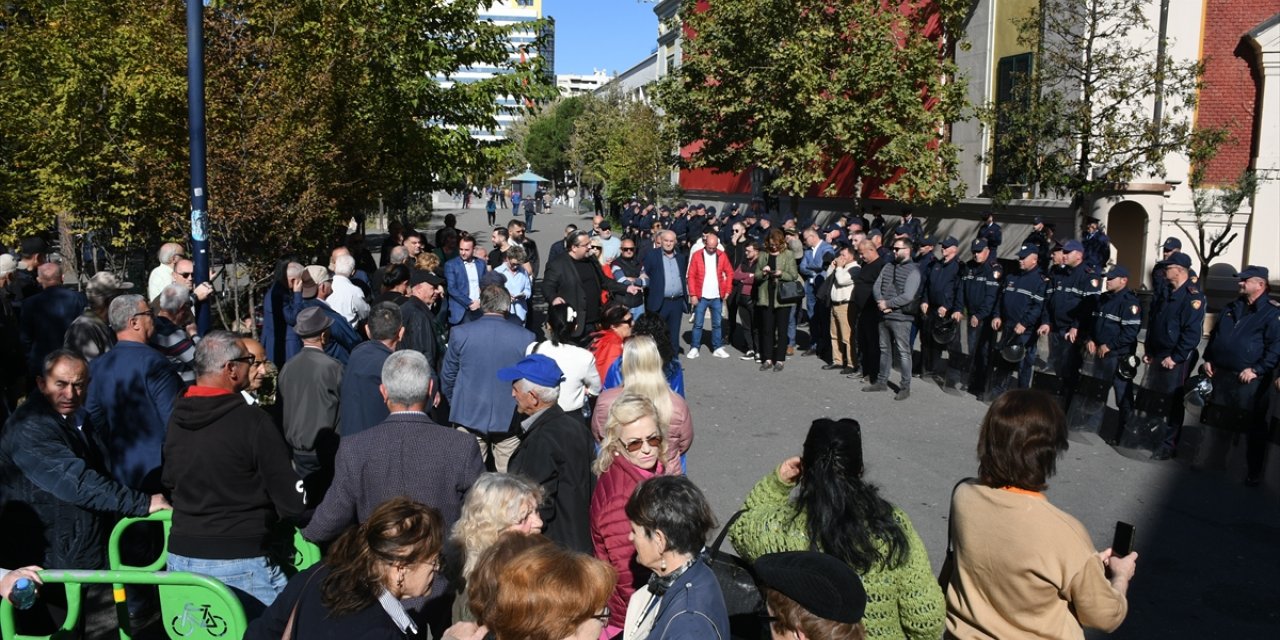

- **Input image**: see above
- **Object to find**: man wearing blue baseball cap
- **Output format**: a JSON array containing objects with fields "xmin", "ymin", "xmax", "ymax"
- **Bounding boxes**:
[
  {"xmin": 501, "ymin": 354, "xmax": 595, "ymax": 552},
  {"xmin": 1146, "ymin": 251, "xmax": 1205, "ymax": 460},
  {"xmin": 954, "ymin": 238, "xmax": 1002, "ymax": 393},
  {"xmin": 1087, "ymin": 265, "xmax": 1142, "ymax": 444},
  {"xmin": 1201, "ymin": 265, "xmax": 1279, "ymax": 484},
  {"xmin": 1037, "ymin": 239, "xmax": 1101, "ymax": 401},
  {"xmin": 990, "ymin": 244, "xmax": 1047, "ymax": 391}
]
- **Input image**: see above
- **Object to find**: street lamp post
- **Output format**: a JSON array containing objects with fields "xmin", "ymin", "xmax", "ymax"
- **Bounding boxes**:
[{"xmin": 186, "ymin": 0, "xmax": 211, "ymax": 334}]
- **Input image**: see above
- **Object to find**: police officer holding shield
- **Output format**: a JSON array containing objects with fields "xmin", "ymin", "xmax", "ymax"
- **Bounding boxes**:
[
  {"xmin": 921, "ymin": 236, "xmax": 961, "ymax": 380},
  {"xmin": 954, "ymin": 239, "xmax": 1001, "ymax": 393},
  {"xmin": 1086, "ymin": 266, "xmax": 1143, "ymax": 444},
  {"xmin": 1201, "ymin": 265, "xmax": 1280, "ymax": 485},
  {"xmin": 992, "ymin": 244, "xmax": 1047, "ymax": 390},
  {"xmin": 1037, "ymin": 239, "xmax": 1101, "ymax": 402},
  {"xmin": 1146, "ymin": 252, "xmax": 1206, "ymax": 460}
]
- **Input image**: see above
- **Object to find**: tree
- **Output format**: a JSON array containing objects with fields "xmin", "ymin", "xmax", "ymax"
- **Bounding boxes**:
[
  {"xmin": 656, "ymin": 0, "xmax": 969, "ymax": 206},
  {"xmin": 521, "ymin": 96, "xmax": 588, "ymax": 180},
  {"xmin": 569, "ymin": 91, "xmax": 677, "ymax": 206},
  {"xmin": 980, "ymin": 0, "xmax": 1215, "ymax": 211},
  {"xmin": 1175, "ymin": 142, "xmax": 1259, "ymax": 275}
]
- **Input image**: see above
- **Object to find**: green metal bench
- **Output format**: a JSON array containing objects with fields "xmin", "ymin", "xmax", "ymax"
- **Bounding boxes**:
[{"xmin": 0, "ymin": 569, "xmax": 247, "ymax": 640}]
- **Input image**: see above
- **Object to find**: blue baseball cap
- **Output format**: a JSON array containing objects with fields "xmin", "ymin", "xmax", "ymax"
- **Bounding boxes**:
[
  {"xmin": 894, "ymin": 225, "xmax": 910, "ymax": 236},
  {"xmin": 497, "ymin": 354, "xmax": 565, "ymax": 388},
  {"xmin": 940, "ymin": 236, "xmax": 959, "ymax": 248},
  {"xmin": 1162, "ymin": 237, "xmax": 1181, "ymax": 250},
  {"xmin": 1062, "ymin": 239, "xmax": 1084, "ymax": 253},
  {"xmin": 970, "ymin": 238, "xmax": 988, "ymax": 253},
  {"xmin": 1105, "ymin": 265, "xmax": 1130, "ymax": 280},
  {"xmin": 1017, "ymin": 244, "xmax": 1038, "ymax": 258},
  {"xmin": 1166, "ymin": 252, "xmax": 1192, "ymax": 269},
  {"xmin": 1237, "ymin": 265, "xmax": 1269, "ymax": 281}
]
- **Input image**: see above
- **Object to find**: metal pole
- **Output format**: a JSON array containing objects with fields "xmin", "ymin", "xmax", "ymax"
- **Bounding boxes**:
[{"xmin": 187, "ymin": 0, "xmax": 211, "ymax": 334}]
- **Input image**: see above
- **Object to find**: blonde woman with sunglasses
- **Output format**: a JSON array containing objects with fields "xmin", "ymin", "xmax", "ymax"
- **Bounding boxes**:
[{"xmin": 590, "ymin": 394, "xmax": 667, "ymax": 638}]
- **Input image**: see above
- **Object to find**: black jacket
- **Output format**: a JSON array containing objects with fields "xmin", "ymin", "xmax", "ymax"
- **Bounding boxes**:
[
  {"xmin": 398, "ymin": 297, "xmax": 443, "ymax": 370},
  {"xmin": 507, "ymin": 405, "xmax": 596, "ymax": 554},
  {"xmin": 162, "ymin": 389, "xmax": 305, "ymax": 559},
  {"xmin": 0, "ymin": 392, "xmax": 150, "ymax": 569},
  {"xmin": 541, "ymin": 254, "xmax": 629, "ymax": 338},
  {"xmin": 853, "ymin": 258, "xmax": 886, "ymax": 310},
  {"xmin": 245, "ymin": 564, "xmax": 420, "ymax": 640}
]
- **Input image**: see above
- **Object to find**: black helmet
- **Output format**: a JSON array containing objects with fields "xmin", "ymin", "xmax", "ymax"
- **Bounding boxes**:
[
  {"xmin": 1116, "ymin": 354, "xmax": 1139, "ymax": 381},
  {"xmin": 1184, "ymin": 375, "xmax": 1214, "ymax": 407},
  {"xmin": 932, "ymin": 316, "xmax": 958, "ymax": 345},
  {"xmin": 1000, "ymin": 342, "xmax": 1026, "ymax": 364}
]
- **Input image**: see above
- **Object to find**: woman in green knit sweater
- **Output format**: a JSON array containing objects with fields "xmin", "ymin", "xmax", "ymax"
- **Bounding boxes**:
[{"xmin": 729, "ymin": 418, "xmax": 944, "ymax": 639}]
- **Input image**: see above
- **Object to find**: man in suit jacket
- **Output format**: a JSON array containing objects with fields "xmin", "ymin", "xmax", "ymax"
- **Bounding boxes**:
[
  {"xmin": 501, "ymin": 354, "xmax": 595, "ymax": 554},
  {"xmin": 18, "ymin": 262, "xmax": 88, "ymax": 376},
  {"xmin": 443, "ymin": 235, "xmax": 488, "ymax": 326},
  {"xmin": 339, "ymin": 302, "xmax": 403, "ymax": 437},
  {"xmin": 305, "ymin": 350, "xmax": 483, "ymax": 544},
  {"xmin": 277, "ymin": 307, "xmax": 343, "ymax": 504},
  {"xmin": 542, "ymin": 230, "xmax": 640, "ymax": 343},
  {"xmin": 440, "ymin": 285, "xmax": 533, "ymax": 472},
  {"xmin": 642, "ymin": 230, "xmax": 690, "ymax": 354}
]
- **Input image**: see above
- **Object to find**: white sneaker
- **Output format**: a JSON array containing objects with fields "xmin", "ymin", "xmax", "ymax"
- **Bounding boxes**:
[
  {"xmin": 686, "ymin": 348, "xmax": 700, "ymax": 359},
  {"xmin": 712, "ymin": 348, "xmax": 730, "ymax": 359}
]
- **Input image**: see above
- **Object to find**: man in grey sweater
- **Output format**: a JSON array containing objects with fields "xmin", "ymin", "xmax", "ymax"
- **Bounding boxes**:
[{"xmin": 864, "ymin": 238, "xmax": 922, "ymax": 400}]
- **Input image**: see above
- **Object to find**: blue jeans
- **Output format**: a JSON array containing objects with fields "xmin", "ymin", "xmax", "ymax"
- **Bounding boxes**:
[
  {"xmin": 787, "ymin": 306, "xmax": 797, "ymax": 347},
  {"xmin": 690, "ymin": 297, "xmax": 723, "ymax": 350},
  {"xmin": 167, "ymin": 552, "xmax": 287, "ymax": 612}
]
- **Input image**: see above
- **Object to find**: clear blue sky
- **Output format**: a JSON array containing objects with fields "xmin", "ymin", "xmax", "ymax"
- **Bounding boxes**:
[{"xmin": 547, "ymin": 0, "xmax": 659, "ymax": 76}]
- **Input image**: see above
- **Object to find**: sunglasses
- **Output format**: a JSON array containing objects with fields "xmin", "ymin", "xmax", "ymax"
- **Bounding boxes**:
[
  {"xmin": 592, "ymin": 606, "xmax": 611, "ymax": 624},
  {"xmin": 621, "ymin": 247, "xmax": 636, "ymax": 251},
  {"xmin": 176, "ymin": 272, "xmax": 193, "ymax": 278},
  {"xmin": 622, "ymin": 435, "xmax": 662, "ymax": 453}
]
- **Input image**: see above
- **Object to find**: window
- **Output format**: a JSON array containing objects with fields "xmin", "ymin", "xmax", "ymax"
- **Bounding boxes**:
[{"xmin": 992, "ymin": 53, "xmax": 1033, "ymax": 185}]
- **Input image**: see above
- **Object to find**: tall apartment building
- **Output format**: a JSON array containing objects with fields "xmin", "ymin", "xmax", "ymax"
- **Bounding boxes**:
[{"xmin": 557, "ymin": 70, "xmax": 613, "ymax": 97}]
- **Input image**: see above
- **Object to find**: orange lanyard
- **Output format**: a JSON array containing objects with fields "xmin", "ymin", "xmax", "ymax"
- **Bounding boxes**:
[{"xmin": 999, "ymin": 486, "xmax": 1046, "ymax": 500}]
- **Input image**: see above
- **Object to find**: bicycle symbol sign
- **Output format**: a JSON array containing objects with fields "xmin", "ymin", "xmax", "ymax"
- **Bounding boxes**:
[{"xmin": 170, "ymin": 602, "xmax": 228, "ymax": 637}]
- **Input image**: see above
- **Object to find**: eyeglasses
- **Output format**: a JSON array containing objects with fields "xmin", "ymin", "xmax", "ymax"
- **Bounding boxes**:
[
  {"xmin": 892, "ymin": 246, "xmax": 908, "ymax": 251},
  {"xmin": 622, "ymin": 316, "xmax": 634, "ymax": 323},
  {"xmin": 228, "ymin": 356, "xmax": 255, "ymax": 366},
  {"xmin": 176, "ymin": 272, "xmax": 193, "ymax": 278},
  {"xmin": 592, "ymin": 606, "xmax": 611, "ymax": 624},
  {"xmin": 620, "ymin": 247, "xmax": 636, "ymax": 252},
  {"xmin": 622, "ymin": 435, "xmax": 662, "ymax": 452},
  {"xmin": 132, "ymin": 310, "xmax": 154, "ymax": 320}
]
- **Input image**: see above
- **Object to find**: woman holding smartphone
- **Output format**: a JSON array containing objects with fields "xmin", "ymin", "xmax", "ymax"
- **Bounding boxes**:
[{"xmin": 754, "ymin": 228, "xmax": 800, "ymax": 372}]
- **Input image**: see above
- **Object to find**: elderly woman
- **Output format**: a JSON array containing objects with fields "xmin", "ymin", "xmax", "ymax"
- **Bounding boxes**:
[
  {"xmin": 729, "ymin": 418, "xmax": 943, "ymax": 639},
  {"xmin": 623, "ymin": 476, "xmax": 728, "ymax": 640},
  {"xmin": 590, "ymin": 395, "xmax": 667, "ymax": 637},
  {"xmin": 480, "ymin": 542, "xmax": 616, "ymax": 640},
  {"xmin": 495, "ymin": 245, "xmax": 532, "ymax": 323},
  {"xmin": 448, "ymin": 473, "xmax": 545, "ymax": 623},
  {"xmin": 944, "ymin": 390, "xmax": 1137, "ymax": 639},
  {"xmin": 245, "ymin": 497, "xmax": 444, "ymax": 639},
  {"xmin": 593, "ymin": 336, "xmax": 691, "ymax": 476}
]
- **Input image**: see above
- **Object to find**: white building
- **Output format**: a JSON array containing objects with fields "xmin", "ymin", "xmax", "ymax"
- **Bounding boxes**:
[{"xmin": 557, "ymin": 70, "xmax": 613, "ymax": 97}]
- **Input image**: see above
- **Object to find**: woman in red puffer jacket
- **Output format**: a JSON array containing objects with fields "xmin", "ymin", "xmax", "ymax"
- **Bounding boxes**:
[{"xmin": 589, "ymin": 394, "xmax": 667, "ymax": 638}]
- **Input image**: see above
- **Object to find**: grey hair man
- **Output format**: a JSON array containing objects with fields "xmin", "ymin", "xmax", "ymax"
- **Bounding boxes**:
[
  {"xmin": 302, "ymin": 348, "xmax": 485, "ymax": 622},
  {"xmin": 149, "ymin": 283, "xmax": 201, "ymax": 384},
  {"xmin": 327, "ymin": 252, "xmax": 369, "ymax": 327},
  {"xmin": 148, "ymin": 242, "xmax": 185, "ymax": 302},
  {"xmin": 501, "ymin": 354, "xmax": 595, "ymax": 553},
  {"xmin": 162, "ymin": 331, "xmax": 305, "ymax": 607}
]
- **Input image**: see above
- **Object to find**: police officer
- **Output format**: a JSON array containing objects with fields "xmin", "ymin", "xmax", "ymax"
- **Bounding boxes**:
[
  {"xmin": 1150, "ymin": 236, "xmax": 1197, "ymax": 310},
  {"xmin": 1037, "ymin": 239, "xmax": 1101, "ymax": 400},
  {"xmin": 1081, "ymin": 217, "xmax": 1111, "ymax": 271},
  {"xmin": 954, "ymin": 239, "xmax": 1002, "ymax": 392},
  {"xmin": 1086, "ymin": 266, "xmax": 1142, "ymax": 445},
  {"xmin": 992, "ymin": 244, "xmax": 1047, "ymax": 389},
  {"xmin": 922, "ymin": 236, "xmax": 961, "ymax": 379},
  {"xmin": 1024, "ymin": 216, "xmax": 1051, "ymax": 268},
  {"xmin": 1202, "ymin": 265, "xmax": 1280, "ymax": 485},
  {"xmin": 977, "ymin": 212, "xmax": 1002, "ymax": 257},
  {"xmin": 1146, "ymin": 251, "xmax": 1206, "ymax": 460},
  {"xmin": 898, "ymin": 209, "xmax": 924, "ymax": 244}
]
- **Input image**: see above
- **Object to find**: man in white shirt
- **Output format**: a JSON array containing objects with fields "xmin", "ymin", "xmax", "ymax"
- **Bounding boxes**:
[
  {"xmin": 148, "ymin": 243, "xmax": 184, "ymax": 302},
  {"xmin": 685, "ymin": 231, "xmax": 733, "ymax": 359},
  {"xmin": 327, "ymin": 253, "xmax": 370, "ymax": 327}
]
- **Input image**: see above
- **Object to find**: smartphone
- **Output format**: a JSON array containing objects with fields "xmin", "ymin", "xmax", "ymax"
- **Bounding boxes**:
[{"xmin": 1111, "ymin": 521, "xmax": 1136, "ymax": 556}]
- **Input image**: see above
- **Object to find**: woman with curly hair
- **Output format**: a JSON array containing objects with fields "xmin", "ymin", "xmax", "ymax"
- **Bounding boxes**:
[
  {"xmin": 245, "ymin": 497, "xmax": 444, "ymax": 639},
  {"xmin": 589, "ymin": 394, "xmax": 667, "ymax": 636},
  {"xmin": 447, "ymin": 473, "xmax": 545, "ymax": 623},
  {"xmin": 729, "ymin": 418, "xmax": 944, "ymax": 639}
]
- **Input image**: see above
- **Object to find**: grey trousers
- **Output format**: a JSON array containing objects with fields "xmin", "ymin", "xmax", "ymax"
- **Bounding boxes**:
[{"xmin": 878, "ymin": 317, "xmax": 914, "ymax": 389}]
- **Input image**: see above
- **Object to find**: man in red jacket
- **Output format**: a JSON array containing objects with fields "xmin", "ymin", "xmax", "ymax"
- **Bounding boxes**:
[{"xmin": 686, "ymin": 230, "xmax": 734, "ymax": 359}]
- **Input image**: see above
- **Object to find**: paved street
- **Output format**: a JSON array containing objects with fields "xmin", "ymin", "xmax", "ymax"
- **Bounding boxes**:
[{"xmin": 430, "ymin": 201, "xmax": 1280, "ymax": 638}]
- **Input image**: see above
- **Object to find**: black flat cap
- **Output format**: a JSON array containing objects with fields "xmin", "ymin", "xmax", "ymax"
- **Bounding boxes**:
[{"xmin": 754, "ymin": 551, "xmax": 866, "ymax": 624}]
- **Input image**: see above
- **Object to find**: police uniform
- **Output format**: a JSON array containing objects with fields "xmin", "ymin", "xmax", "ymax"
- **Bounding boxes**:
[
  {"xmin": 957, "ymin": 241, "xmax": 1002, "ymax": 391},
  {"xmin": 1082, "ymin": 228, "xmax": 1110, "ymax": 270},
  {"xmin": 996, "ymin": 248, "xmax": 1047, "ymax": 388},
  {"xmin": 898, "ymin": 216, "xmax": 924, "ymax": 244},
  {"xmin": 1145, "ymin": 268, "xmax": 1207, "ymax": 458},
  {"xmin": 1025, "ymin": 222, "xmax": 1050, "ymax": 266},
  {"xmin": 1089, "ymin": 269, "xmax": 1142, "ymax": 441},
  {"xmin": 1202, "ymin": 265, "xmax": 1280, "ymax": 482},
  {"xmin": 1040, "ymin": 242, "xmax": 1101, "ymax": 396},
  {"xmin": 922, "ymin": 245, "xmax": 961, "ymax": 378},
  {"xmin": 977, "ymin": 219, "xmax": 1002, "ymax": 256}
]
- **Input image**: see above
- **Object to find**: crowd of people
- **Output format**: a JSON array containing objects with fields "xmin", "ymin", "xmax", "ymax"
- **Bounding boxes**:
[{"xmin": 0, "ymin": 191, "xmax": 1271, "ymax": 639}]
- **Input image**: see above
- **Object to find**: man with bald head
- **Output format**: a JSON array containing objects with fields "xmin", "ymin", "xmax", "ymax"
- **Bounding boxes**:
[{"xmin": 18, "ymin": 263, "xmax": 87, "ymax": 377}]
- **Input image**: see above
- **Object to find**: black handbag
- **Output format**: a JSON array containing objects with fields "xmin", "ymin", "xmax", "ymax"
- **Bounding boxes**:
[
  {"xmin": 777, "ymin": 279, "xmax": 804, "ymax": 304},
  {"xmin": 705, "ymin": 510, "xmax": 766, "ymax": 640}
]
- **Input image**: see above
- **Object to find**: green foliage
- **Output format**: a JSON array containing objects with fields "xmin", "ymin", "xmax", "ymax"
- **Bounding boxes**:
[
  {"xmin": 656, "ymin": 0, "xmax": 969, "ymax": 205},
  {"xmin": 981, "ymin": 0, "xmax": 1216, "ymax": 209},
  {"xmin": 0, "ymin": 0, "xmax": 555, "ymax": 277},
  {"xmin": 520, "ymin": 96, "xmax": 588, "ymax": 180},
  {"xmin": 568, "ymin": 91, "xmax": 677, "ymax": 205},
  {"xmin": 1175, "ymin": 137, "xmax": 1259, "ymax": 273}
]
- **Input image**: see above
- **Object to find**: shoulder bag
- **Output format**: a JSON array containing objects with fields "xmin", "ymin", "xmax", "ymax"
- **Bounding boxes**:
[
  {"xmin": 777, "ymin": 279, "xmax": 805, "ymax": 304},
  {"xmin": 937, "ymin": 478, "xmax": 973, "ymax": 588},
  {"xmin": 705, "ymin": 510, "xmax": 765, "ymax": 640}
]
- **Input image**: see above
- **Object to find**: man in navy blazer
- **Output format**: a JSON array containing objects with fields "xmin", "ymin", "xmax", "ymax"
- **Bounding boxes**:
[
  {"xmin": 443, "ymin": 235, "xmax": 488, "ymax": 325},
  {"xmin": 642, "ymin": 230, "xmax": 689, "ymax": 354},
  {"xmin": 304, "ymin": 350, "xmax": 483, "ymax": 634},
  {"xmin": 18, "ymin": 262, "xmax": 88, "ymax": 376},
  {"xmin": 440, "ymin": 284, "xmax": 533, "ymax": 472}
]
